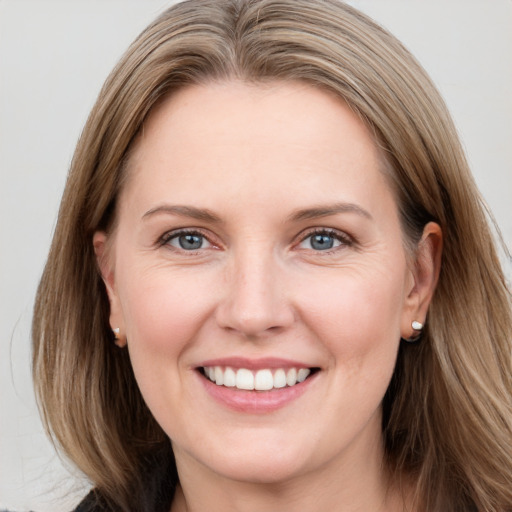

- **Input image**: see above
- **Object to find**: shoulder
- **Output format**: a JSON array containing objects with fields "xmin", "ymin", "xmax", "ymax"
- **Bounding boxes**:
[
  {"xmin": 72, "ymin": 490, "xmax": 107, "ymax": 512},
  {"xmin": 70, "ymin": 447, "xmax": 176, "ymax": 512}
]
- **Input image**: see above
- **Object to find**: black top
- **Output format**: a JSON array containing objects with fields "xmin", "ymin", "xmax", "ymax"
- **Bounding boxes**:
[
  {"xmin": 72, "ymin": 483, "xmax": 175, "ymax": 512},
  {"xmin": 73, "ymin": 490, "xmax": 102, "ymax": 512},
  {"xmin": 72, "ymin": 447, "xmax": 177, "ymax": 512}
]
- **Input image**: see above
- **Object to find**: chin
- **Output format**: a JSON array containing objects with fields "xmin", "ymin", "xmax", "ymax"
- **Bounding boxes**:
[
  {"xmin": 207, "ymin": 454, "xmax": 309, "ymax": 485},
  {"xmin": 175, "ymin": 430, "xmax": 315, "ymax": 485}
]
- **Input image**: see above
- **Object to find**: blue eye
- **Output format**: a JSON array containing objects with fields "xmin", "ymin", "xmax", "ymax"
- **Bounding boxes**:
[
  {"xmin": 299, "ymin": 231, "xmax": 347, "ymax": 251},
  {"xmin": 166, "ymin": 232, "xmax": 211, "ymax": 251},
  {"xmin": 309, "ymin": 233, "xmax": 337, "ymax": 250}
]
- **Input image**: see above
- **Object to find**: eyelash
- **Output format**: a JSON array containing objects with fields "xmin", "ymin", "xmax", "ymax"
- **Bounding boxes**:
[
  {"xmin": 158, "ymin": 228, "xmax": 214, "ymax": 253},
  {"xmin": 157, "ymin": 227, "xmax": 354, "ymax": 254},
  {"xmin": 297, "ymin": 228, "xmax": 354, "ymax": 253}
]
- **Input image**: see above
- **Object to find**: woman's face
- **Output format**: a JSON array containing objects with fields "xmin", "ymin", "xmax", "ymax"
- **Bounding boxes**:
[{"xmin": 95, "ymin": 81, "xmax": 433, "ymax": 485}]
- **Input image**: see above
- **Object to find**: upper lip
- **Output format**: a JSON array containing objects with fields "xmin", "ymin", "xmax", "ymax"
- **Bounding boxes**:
[{"xmin": 196, "ymin": 357, "xmax": 317, "ymax": 371}]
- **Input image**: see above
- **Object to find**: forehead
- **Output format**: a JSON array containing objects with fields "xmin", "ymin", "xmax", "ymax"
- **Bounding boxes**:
[{"xmin": 121, "ymin": 80, "xmax": 397, "ymax": 222}]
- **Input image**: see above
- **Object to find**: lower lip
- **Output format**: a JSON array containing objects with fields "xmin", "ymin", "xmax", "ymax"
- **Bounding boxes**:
[{"xmin": 197, "ymin": 371, "xmax": 318, "ymax": 413}]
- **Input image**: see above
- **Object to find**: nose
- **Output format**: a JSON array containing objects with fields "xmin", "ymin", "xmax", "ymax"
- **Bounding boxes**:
[{"xmin": 215, "ymin": 247, "xmax": 295, "ymax": 338}]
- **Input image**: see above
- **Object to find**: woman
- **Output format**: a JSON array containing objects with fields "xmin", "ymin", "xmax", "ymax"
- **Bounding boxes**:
[{"xmin": 32, "ymin": 0, "xmax": 512, "ymax": 511}]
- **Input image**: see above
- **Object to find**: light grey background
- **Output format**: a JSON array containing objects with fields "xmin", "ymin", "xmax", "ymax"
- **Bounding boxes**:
[{"xmin": 1, "ymin": 1, "xmax": 511, "ymax": 510}]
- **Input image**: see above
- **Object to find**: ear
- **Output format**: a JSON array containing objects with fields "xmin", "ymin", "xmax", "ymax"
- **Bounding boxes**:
[
  {"xmin": 93, "ymin": 231, "xmax": 127, "ymax": 347},
  {"xmin": 400, "ymin": 222, "xmax": 443, "ymax": 340}
]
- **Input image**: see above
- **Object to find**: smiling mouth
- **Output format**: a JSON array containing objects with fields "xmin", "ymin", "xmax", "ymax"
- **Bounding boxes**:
[{"xmin": 200, "ymin": 366, "xmax": 319, "ymax": 391}]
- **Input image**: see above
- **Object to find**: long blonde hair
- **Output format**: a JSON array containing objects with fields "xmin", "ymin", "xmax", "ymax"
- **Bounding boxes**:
[{"xmin": 33, "ymin": 1, "xmax": 512, "ymax": 510}]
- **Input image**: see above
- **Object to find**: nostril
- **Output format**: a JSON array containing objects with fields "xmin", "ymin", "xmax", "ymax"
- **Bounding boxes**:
[{"xmin": 216, "ymin": 304, "xmax": 295, "ymax": 338}]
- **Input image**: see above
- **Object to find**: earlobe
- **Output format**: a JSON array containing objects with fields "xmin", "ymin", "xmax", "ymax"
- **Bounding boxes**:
[
  {"xmin": 93, "ymin": 231, "xmax": 127, "ymax": 347},
  {"xmin": 401, "ymin": 222, "xmax": 443, "ymax": 340}
]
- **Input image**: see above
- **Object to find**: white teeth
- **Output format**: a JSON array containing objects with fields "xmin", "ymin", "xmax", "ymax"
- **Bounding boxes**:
[
  {"xmin": 273, "ymin": 369, "xmax": 287, "ymax": 388},
  {"xmin": 236, "ymin": 368, "xmax": 254, "ymax": 390},
  {"xmin": 297, "ymin": 368, "xmax": 311, "ymax": 382},
  {"xmin": 254, "ymin": 369, "xmax": 273, "ymax": 391},
  {"xmin": 286, "ymin": 368, "xmax": 297, "ymax": 387},
  {"xmin": 203, "ymin": 366, "xmax": 313, "ymax": 390},
  {"xmin": 214, "ymin": 366, "xmax": 224, "ymax": 385},
  {"xmin": 223, "ymin": 367, "xmax": 236, "ymax": 387}
]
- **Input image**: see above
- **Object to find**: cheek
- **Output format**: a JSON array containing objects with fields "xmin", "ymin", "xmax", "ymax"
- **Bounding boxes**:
[
  {"xmin": 116, "ymin": 268, "xmax": 218, "ymax": 425},
  {"xmin": 115, "ymin": 266, "xmax": 218, "ymax": 411},
  {"xmin": 297, "ymin": 263, "xmax": 405, "ymax": 369},
  {"xmin": 119, "ymin": 268, "xmax": 213, "ymax": 350}
]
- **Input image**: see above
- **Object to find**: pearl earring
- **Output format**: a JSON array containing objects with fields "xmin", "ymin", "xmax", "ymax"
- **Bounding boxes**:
[
  {"xmin": 411, "ymin": 321, "xmax": 423, "ymax": 331},
  {"xmin": 403, "ymin": 320, "xmax": 423, "ymax": 343},
  {"xmin": 112, "ymin": 327, "xmax": 124, "ymax": 347}
]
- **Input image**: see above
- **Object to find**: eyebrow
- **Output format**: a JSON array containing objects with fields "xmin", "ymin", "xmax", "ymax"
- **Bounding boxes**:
[
  {"xmin": 288, "ymin": 202, "xmax": 373, "ymax": 222},
  {"xmin": 142, "ymin": 205, "xmax": 222, "ymax": 223},
  {"xmin": 142, "ymin": 202, "xmax": 372, "ymax": 223}
]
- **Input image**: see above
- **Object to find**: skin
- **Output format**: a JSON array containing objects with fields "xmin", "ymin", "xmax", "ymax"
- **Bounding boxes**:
[{"xmin": 94, "ymin": 81, "xmax": 442, "ymax": 512}]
